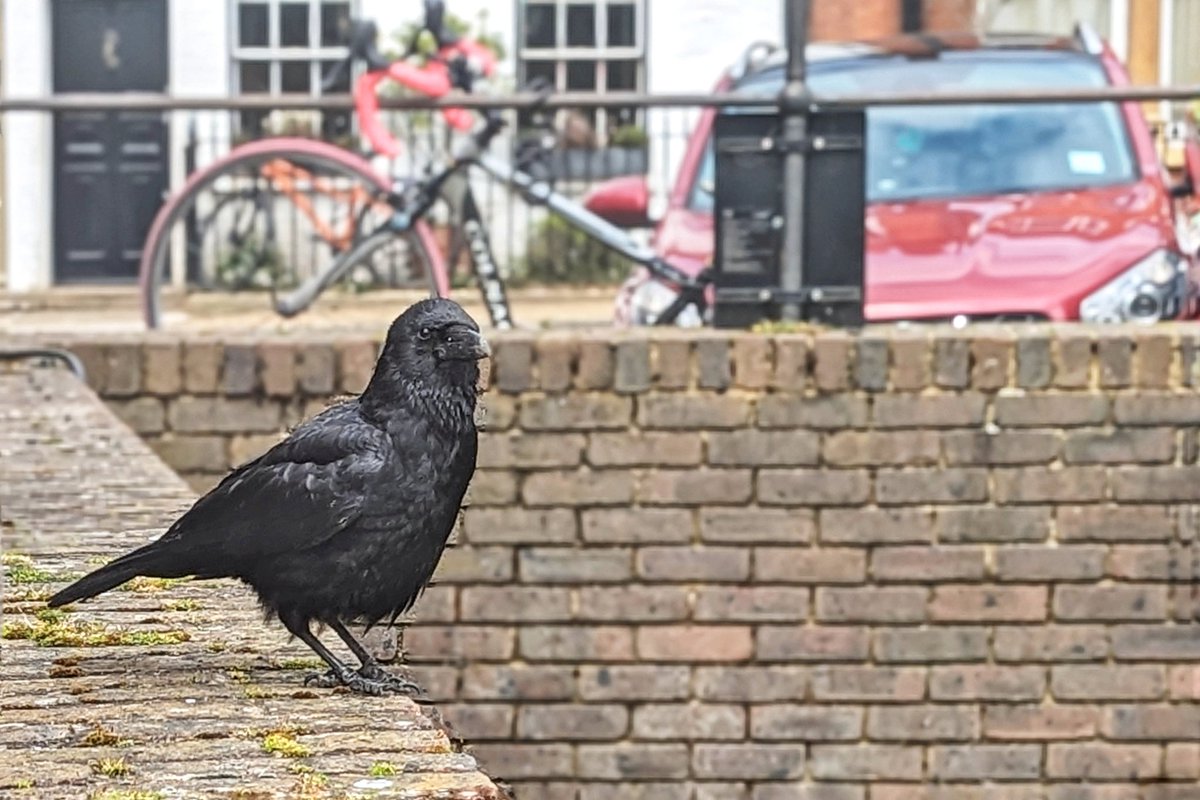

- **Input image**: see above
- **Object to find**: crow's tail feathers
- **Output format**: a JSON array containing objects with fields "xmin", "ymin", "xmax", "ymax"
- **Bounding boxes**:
[{"xmin": 47, "ymin": 545, "xmax": 179, "ymax": 608}]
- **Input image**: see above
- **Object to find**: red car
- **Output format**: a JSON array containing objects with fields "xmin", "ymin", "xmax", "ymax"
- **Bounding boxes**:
[{"xmin": 587, "ymin": 28, "xmax": 1200, "ymax": 325}]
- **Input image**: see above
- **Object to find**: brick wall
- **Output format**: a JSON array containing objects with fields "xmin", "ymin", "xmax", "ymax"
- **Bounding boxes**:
[{"xmin": 39, "ymin": 326, "xmax": 1200, "ymax": 798}]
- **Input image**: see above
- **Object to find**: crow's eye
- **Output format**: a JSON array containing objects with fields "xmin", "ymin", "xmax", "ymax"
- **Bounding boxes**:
[{"xmin": 417, "ymin": 327, "xmax": 432, "ymax": 341}]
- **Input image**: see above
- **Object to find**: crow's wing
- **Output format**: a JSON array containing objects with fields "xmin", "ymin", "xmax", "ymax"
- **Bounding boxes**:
[{"xmin": 156, "ymin": 403, "xmax": 389, "ymax": 564}]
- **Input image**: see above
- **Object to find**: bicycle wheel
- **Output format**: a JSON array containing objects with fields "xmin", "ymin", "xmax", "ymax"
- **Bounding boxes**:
[{"xmin": 139, "ymin": 138, "xmax": 444, "ymax": 328}]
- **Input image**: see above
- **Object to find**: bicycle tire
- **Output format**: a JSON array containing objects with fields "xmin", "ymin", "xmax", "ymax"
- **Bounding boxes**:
[{"xmin": 138, "ymin": 137, "xmax": 446, "ymax": 329}]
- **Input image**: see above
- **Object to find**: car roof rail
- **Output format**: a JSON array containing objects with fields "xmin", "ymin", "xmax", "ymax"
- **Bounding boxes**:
[
  {"xmin": 730, "ymin": 41, "xmax": 780, "ymax": 81},
  {"xmin": 1073, "ymin": 21, "xmax": 1104, "ymax": 55}
]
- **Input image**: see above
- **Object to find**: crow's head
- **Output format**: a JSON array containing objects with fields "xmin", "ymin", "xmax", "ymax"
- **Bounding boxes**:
[{"xmin": 364, "ymin": 299, "xmax": 489, "ymax": 420}]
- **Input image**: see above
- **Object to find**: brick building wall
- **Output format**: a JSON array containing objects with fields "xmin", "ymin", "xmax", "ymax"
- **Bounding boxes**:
[
  {"xmin": 34, "ymin": 326, "xmax": 1200, "ymax": 798},
  {"xmin": 811, "ymin": 0, "xmax": 976, "ymax": 41}
]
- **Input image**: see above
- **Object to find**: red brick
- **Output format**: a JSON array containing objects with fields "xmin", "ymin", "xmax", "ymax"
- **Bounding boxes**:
[
  {"xmin": 871, "ymin": 546, "xmax": 986, "ymax": 581},
  {"xmin": 577, "ymin": 586, "xmax": 690, "ymax": 621},
  {"xmin": 575, "ymin": 340, "xmax": 614, "ymax": 389},
  {"xmin": 929, "ymin": 745, "xmax": 1041, "ymax": 781},
  {"xmin": 477, "ymin": 433, "xmax": 585, "ymax": 468},
  {"xmin": 695, "ymin": 587, "xmax": 809, "ymax": 622},
  {"xmin": 582, "ymin": 508, "xmax": 693, "ymax": 543},
  {"xmin": 771, "ymin": 335, "xmax": 810, "ymax": 392},
  {"xmin": 1165, "ymin": 743, "xmax": 1200, "ymax": 779},
  {"xmin": 103, "ymin": 342, "xmax": 143, "ymax": 396},
  {"xmin": 1108, "ymin": 545, "xmax": 1181, "ymax": 580},
  {"xmin": 1169, "ymin": 666, "xmax": 1200, "ymax": 699},
  {"xmin": 295, "ymin": 343, "xmax": 335, "ymax": 395},
  {"xmin": 1104, "ymin": 704, "xmax": 1200, "ymax": 740},
  {"xmin": 517, "ymin": 704, "xmax": 628, "ymax": 740},
  {"xmin": 809, "ymin": 744, "xmax": 922, "ymax": 780},
  {"xmin": 694, "ymin": 743, "xmax": 805, "ymax": 780},
  {"xmin": 470, "ymin": 744, "xmax": 573, "ymax": 780},
  {"xmin": 519, "ymin": 625, "xmax": 633, "ymax": 661},
  {"xmin": 993, "ymin": 625, "xmax": 1108, "ymax": 662},
  {"xmin": 752, "ymin": 705, "xmax": 862, "ymax": 741},
  {"xmin": 460, "ymin": 587, "xmax": 571, "ymax": 622},
  {"xmin": 994, "ymin": 393, "xmax": 1109, "ymax": 426},
  {"xmin": 638, "ymin": 547, "xmax": 750, "ymax": 582},
  {"xmin": 432, "ymin": 546, "xmax": 513, "ymax": 583},
  {"xmin": 634, "ymin": 703, "xmax": 746, "ymax": 740},
  {"xmin": 1054, "ymin": 334, "xmax": 1095, "ymax": 389},
  {"xmin": 182, "ymin": 341, "xmax": 221, "ymax": 393},
  {"xmin": 756, "ymin": 626, "xmax": 870, "ymax": 662},
  {"xmin": 1112, "ymin": 466, "xmax": 1200, "ymax": 501},
  {"xmin": 983, "ymin": 704, "xmax": 1099, "ymax": 740},
  {"xmin": 701, "ymin": 508, "xmax": 815, "ymax": 544},
  {"xmin": 876, "ymin": 468, "xmax": 988, "ymax": 504},
  {"xmin": 578, "ymin": 665, "xmax": 691, "ymax": 701},
  {"xmin": 405, "ymin": 625, "xmax": 515, "ymax": 661},
  {"xmin": 812, "ymin": 332, "xmax": 854, "ymax": 391},
  {"xmin": 941, "ymin": 430, "xmax": 1060, "ymax": 465},
  {"xmin": 873, "ymin": 627, "xmax": 988, "ymax": 663},
  {"xmin": 578, "ymin": 744, "xmax": 689, "ymax": 780},
  {"xmin": 758, "ymin": 469, "xmax": 871, "ymax": 506},
  {"xmin": 522, "ymin": 469, "xmax": 634, "ymax": 506},
  {"xmin": 463, "ymin": 508, "xmax": 577, "ymax": 545},
  {"xmin": 518, "ymin": 547, "xmax": 631, "ymax": 583},
  {"xmin": 696, "ymin": 337, "xmax": 732, "ymax": 389},
  {"xmin": 992, "ymin": 467, "xmax": 1106, "ymax": 503},
  {"xmin": 1063, "ymin": 427, "xmax": 1174, "ymax": 464},
  {"xmin": 709, "ymin": 430, "xmax": 819, "ymax": 466},
  {"xmin": 815, "ymin": 587, "xmax": 927, "ymax": 623},
  {"xmin": 810, "ymin": 667, "xmax": 927, "ymax": 702},
  {"xmin": 637, "ymin": 394, "xmax": 751, "ymax": 429},
  {"xmin": 890, "ymin": 333, "xmax": 930, "ymax": 391},
  {"xmin": 971, "ymin": 336, "xmax": 1013, "ymax": 389},
  {"xmin": 651, "ymin": 338, "xmax": 691, "ymax": 390},
  {"xmin": 1053, "ymin": 584, "xmax": 1168, "ymax": 621},
  {"xmin": 1057, "ymin": 505, "xmax": 1173, "ymax": 541},
  {"xmin": 1046, "ymin": 743, "xmax": 1162, "ymax": 780},
  {"xmin": 867, "ymin": 706, "xmax": 979, "ymax": 741},
  {"xmin": 533, "ymin": 336, "xmax": 575, "ymax": 392},
  {"xmin": 821, "ymin": 508, "xmax": 935, "ymax": 545},
  {"xmin": 588, "ymin": 432, "xmax": 702, "ymax": 466},
  {"xmin": 637, "ymin": 625, "xmax": 753, "ymax": 662},
  {"xmin": 758, "ymin": 394, "xmax": 869, "ymax": 429},
  {"xmin": 441, "ymin": 703, "xmax": 514, "ymax": 740},
  {"xmin": 336, "ymin": 340, "xmax": 377, "ymax": 394},
  {"xmin": 1113, "ymin": 625, "xmax": 1200, "ymax": 660},
  {"xmin": 873, "ymin": 393, "xmax": 987, "ymax": 428},
  {"xmin": 109, "ymin": 397, "xmax": 166, "ymax": 434},
  {"xmin": 823, "ymin": 431, "xmax": 939, "ymax": 466},
  {"xmin": 461, "ymin": 664, "xmax": 575, "ymax": 700},
  {"xmin": 613, "ymin": 339, "xmax": 650, "ymax": 393},
  {"xmin": 1050, "ymin": 666, "xmax": 1166, "ymax": 701},
  {"xmin": 936, "ymin": 506, "xmax": 1050, "ymax": 542},
  {"xmin": 753, "ymin": 547, "xmax": 866, "ymax": 583},
  {"xmin": 638, "ymin": 469, "xmax": 752, "ymax": 505},
  {"xmin": 929, "ymin": 585, "xmax": 1047, "ymax": 622},
  {"xmin": 142, "ymin": 341, "xmax": 182, "ymax": 395},
  {"xmin": 520, "ymin": 394, "xmax": 632, "ymax": 430},
  {"xmin": 995, "ymin": 545, "xmax": 1106, "ymax": 582},
  {"xmin": 1113, "ymin": 392, "xmax": 1200, "ymax": 424},
  {"xmin": 930, "ymin": 665, "xmax": 1046, "ymax": 701},
  {"xmin": 695, "ymin": 667, "xmax": 811, "ymax": 707}
]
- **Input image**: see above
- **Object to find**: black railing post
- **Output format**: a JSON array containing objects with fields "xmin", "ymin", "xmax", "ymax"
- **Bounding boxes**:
[{"xmin": 779, "ymin": 0, "xmax": 811, "ymax": 321}]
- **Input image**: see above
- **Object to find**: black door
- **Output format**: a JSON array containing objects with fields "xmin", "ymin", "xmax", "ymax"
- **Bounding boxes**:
[{"xmin": 52, "ymin": 0, "xmax": 168, "ymax": 283}]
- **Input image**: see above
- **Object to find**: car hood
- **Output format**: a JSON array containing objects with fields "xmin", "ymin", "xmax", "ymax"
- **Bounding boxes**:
[{"xmin": 864, "ymin": 180, "xmax": 1176, "ymax": 321}]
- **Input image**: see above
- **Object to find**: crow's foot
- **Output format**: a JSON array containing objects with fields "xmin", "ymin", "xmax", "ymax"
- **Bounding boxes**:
[{"xmin": 302, "ymin": 666, "xmax": 424, "ymax": 698}]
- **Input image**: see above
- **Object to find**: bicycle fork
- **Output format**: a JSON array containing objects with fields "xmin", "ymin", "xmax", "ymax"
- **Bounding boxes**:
[{"xmin": 457, "ymin": 188, "xmax": 514, "ymax": 331}]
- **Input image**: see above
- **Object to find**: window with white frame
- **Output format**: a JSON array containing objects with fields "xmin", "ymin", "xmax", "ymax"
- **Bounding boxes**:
[
  {"xmin": 230, "ymin": 1, "xmax": 357, "ymax": 137},
  {"xmin": 517, "ymin": 0, "xmax": 647, "ymax": 146}
]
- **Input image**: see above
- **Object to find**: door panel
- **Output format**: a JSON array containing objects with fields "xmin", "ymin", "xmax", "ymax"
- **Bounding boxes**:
[{"xmin": 52, "ymin": 0, "xmax": 168, "ymax": 283}]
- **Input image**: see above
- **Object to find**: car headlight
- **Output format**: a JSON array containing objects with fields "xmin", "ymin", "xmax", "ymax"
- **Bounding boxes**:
[
  {"xmin": 630, "ymin": 279, "xmax": 703, "ymax": 327},
  {"xmin": 1079, "ymin": 249, "xmax": 1187, "ymax": 324}
]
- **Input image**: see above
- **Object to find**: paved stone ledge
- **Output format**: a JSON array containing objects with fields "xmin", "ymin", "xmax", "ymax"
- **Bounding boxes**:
[{"xmin": 0, "ymin": 365, "xmax": 505, "ymax": 800}]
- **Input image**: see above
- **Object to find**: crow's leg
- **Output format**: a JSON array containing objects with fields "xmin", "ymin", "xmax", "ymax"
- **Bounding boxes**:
[
  {"xmin": 329, "ymin": 620, "xmax": 423, "ymax": 697},
  {"xmin": 279, "ymin": 612, "xmax": 395, "ymax": 697}
]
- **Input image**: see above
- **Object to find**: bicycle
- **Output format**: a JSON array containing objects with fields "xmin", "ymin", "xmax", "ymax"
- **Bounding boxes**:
[{"xmin": 138, "ymin": 0, "xmax": 710, "ymax": 330}]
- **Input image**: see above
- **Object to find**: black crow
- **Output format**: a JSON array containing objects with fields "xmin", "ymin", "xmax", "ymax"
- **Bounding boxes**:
[{"xmin": 48, "ymin": 298, "xmax": 489, "ymax": 695}]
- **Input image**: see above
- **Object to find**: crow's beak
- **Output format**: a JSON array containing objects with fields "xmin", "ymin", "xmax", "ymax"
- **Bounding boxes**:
[{"xmin": 469, "ymin": 329, "xmax": 491, "ymax": 360}]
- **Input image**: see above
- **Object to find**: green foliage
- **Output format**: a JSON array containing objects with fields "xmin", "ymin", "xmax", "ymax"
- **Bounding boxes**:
[
  {"xmin": 609, "ymin": 124, "xmax": 649, "ymax": 149},
  {"xmin": 389, "ymin": 9, "xmax": 506, "ymax": 63},
  {"xmin": 515, "ymin": 214, "xmax": 633, "ymax": 286}
]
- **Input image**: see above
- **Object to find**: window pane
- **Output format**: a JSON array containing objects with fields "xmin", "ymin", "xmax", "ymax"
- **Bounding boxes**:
[
  {"xmin": 280, "ymin": 3, "xmax": 310, "ymax": 47},
  {"xmin": 523, "ymin": 59, "xmax": 558, "ymax": 90},
  {"xmin": 281, "ymin": 60, "xmax": 311, "ymax": 93},
  {"xmin": 320, "ymin": 2, "xmax": 352, "ymax": 46},
  {"xmin": 566, "ymin": 60, "xmax": 596, "ymax": 90},
  {"xmin": 239, "ymin": 60, "xmax": 271, "ymax": 92},
  {"xmin": 319, "ymin": 59, "xmax": 350, "ymax": 92},
  {"xmin": 607, "ymin": 3, "xmax": 636, "ymax": 47},
  {"xmin": 566, "ymin": 4, "xmax": 596, "ymax": 47},
  {"xmin": 238, "ymin": 3, "xmax": 269, "ymax": 47},
  {"xmin": 524, "ymin": 3, "xmax": 556, "ymax": 48},
  {"xmin": 606, "ymin": 59, "xmax": 638, "ymax": 90}
]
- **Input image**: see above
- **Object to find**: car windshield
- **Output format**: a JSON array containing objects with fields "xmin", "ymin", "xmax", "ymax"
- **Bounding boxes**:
[{"xmin": 690, "ymin": 50, "xmax": 1137, "ymax": 208}]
